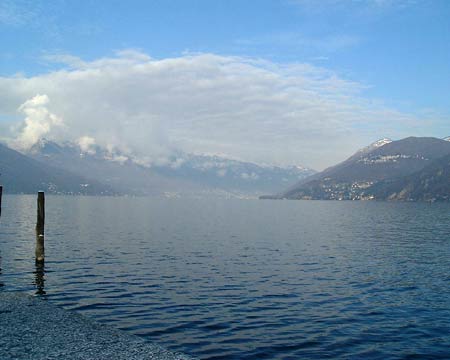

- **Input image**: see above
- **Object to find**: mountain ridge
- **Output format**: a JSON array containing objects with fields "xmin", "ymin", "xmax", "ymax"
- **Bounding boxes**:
[
  {"xmin": 10, "ymin": 139, "xmax": 315, "ymax": 197},
  {"xmin": 0, "ymin": 142, "xmax": 117, "ymax": 195},
  {"xmin": 264, "ymin": 137, "xmax": 450, "ymax": 201}
]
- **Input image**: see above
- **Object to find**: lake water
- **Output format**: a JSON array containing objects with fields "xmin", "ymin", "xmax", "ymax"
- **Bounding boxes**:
[{"xmin": 1, "ymin": 195, "xmax": 449, "ymax": 359}]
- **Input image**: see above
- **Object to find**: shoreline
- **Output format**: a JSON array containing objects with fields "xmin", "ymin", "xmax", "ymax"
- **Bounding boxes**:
[{"xmin": 0, "ymin": 292, "xmax": 194, "ymax": 360}]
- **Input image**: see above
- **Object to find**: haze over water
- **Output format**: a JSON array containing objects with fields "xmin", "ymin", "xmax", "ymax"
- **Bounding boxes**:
[{"xmin": 1, "ymin": 195, "xmax": 449, "ymax": 359}]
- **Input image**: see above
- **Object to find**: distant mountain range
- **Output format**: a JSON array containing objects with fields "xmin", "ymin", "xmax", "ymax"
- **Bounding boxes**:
[
  {"xmin": 0, "ymin": 139, "xmax": 314, "ymax": 197},
  {"xmin": 263, "ymin": 136, "xmax": 450, "ymax": 202},
  {"xmin": 0, "ymin": 142, "xmax": 116, "ymax": 195},
  {"xmin": 3, "ymin": 136, "xmax": 449, "ymax": 200}
]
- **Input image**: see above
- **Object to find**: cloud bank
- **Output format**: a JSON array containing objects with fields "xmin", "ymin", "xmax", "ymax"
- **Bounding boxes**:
[
  {"xmin": 0, "ymin": 50, "xmax": 423, "ymax": 169},
  {"xmin": 11, "ymin": 94, "xmax": 63, "ymax": 151}
]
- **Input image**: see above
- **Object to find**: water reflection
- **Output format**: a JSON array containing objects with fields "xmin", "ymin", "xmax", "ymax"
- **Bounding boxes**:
[{"xmin": 33, "ymin": 261, "xmax": 46, "ymax": 296}]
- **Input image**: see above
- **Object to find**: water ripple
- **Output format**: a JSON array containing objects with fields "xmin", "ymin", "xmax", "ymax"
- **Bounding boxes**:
[{"xmin": 1, "ymin": 196, "xmax": 450, "ymax": 359}]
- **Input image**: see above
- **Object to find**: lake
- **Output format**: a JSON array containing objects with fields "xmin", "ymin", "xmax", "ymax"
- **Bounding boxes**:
[{"xmin": 1, "ymin": 195, "xmax": 449, "ymax": 359}]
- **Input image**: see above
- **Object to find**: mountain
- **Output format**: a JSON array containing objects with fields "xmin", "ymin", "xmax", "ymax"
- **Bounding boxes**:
[
  {"xmin": 350, "ymin": 138, "xmax": 393, "ymax": 158},
  {"xmin": 27, "ymin": 139, "xmax": 194, "ymax": 196},
  {"xmin": 368, "ymin": 154, "xmax": 450, "ymax": 201},
  {"xmin": 26, "ymin": 139, "xmax": 315, "ymax": 197},
  {"xmin": 271, "ymin": 137, "xmax": 450, "ymax": 201},
  {"xmin": 0, "ymin": 143, "xmax": 116, "ymax": 195},
  {"xmin": 152, "ymin": 153, "xmax": 315, "ymax": 194}
]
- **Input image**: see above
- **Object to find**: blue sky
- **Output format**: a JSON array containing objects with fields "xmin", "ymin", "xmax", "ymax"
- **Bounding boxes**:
[{"xmin": 0, "ymin": 0, "xmax": 449, "ymax": 169}]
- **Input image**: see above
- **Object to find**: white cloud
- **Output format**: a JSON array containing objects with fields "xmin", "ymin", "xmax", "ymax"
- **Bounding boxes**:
[
  {"xmin": 77, "ymin": 135, "xmax": 97, "ymax": 155},
  {"xmin": 0, "ymin": 50, "xmax": 425, "ymax": 169},
  {"xmin": 10, "ymin": 94, "xmax": 63, "ymax": 151}
]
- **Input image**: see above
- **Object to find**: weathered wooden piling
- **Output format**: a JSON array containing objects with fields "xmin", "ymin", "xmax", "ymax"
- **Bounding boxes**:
[
  {"xmin": 34, "ymin": 261, "xmax": 46, "ymax": 295},
  {"xmin": 35, "ymin": 191, "xmax": 45, "ymax": 262}
]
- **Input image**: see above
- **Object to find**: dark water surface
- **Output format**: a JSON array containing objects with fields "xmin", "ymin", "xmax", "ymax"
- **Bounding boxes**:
[{"xmin": 1, "ymin": 195, "xmax": 449, "ymax": 359}]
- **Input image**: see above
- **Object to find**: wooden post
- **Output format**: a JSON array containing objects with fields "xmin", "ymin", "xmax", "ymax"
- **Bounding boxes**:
[
  {"xmin": 34, "ymin": 261, "xmax": 46, "ymax": 295},
  {"xmin": 0, "ymin": 185, "xmax": 2, "ymax": 217},
  {"xmin": 35, "ymin": 191, "xmax": 45, "ymax": 262}
]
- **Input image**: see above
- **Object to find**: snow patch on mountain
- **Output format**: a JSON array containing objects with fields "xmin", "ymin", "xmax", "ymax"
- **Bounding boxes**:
[
  {"xmin": 25, "ymin": 138, "xmax": 316, "ymax": 195},
  {"xmin": 359, "ymin": 138, "xmax": 392, "ymax": 153}
]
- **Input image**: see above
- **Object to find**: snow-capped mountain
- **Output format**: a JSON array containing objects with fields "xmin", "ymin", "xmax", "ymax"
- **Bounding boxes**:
[
  {"xmin": 0, "ymin": 142, "xmax": 116, "ymax": 195},
  {"xmin": 353, "ymin": 138, "xmax": 392, "ymax": 157},
  {"xmin": 370, "ymin": 138, "xmax": 393, "ymax": 148},
  {"xmin": 275, "ymin": 136, "xmax": 450, "ymax": 201},
  {"xmin": 151, "ymin": 152, "xmax": 314, "ymax": 193},
  {"xmin": 26, "ymin": 139, "xmax": 315, "ymax": 197},
  {"xmin": 444, "ymin": 136, "xmax": 450, "ymax": 142}
]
